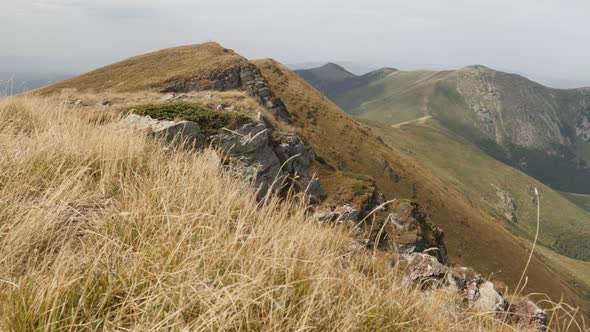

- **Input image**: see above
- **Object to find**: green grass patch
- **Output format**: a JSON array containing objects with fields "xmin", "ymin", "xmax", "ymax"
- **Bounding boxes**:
[
  {"xmin": 121, "ymin": 102, "xmax": 253, "ymax": 135},
  {"xmin": 351, "ymin": 182, "xmax": 370, "ymax": 196}
]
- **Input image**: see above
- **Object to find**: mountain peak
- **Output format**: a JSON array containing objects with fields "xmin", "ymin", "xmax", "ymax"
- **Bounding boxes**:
[
  {"xmin": 320, "ymin": 62, "xmax": 354, "ymax": 75},
  {"xmin": 459, "ymin": 64, "xmax": 494, "ymax": 73}
]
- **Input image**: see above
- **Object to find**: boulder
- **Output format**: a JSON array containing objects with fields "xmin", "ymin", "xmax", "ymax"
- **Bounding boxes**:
[
  {"xmin": 404, "ymin": 252, "xmax": 448, "ymax": 288},
  {"xmin": 446, "ymin": 267, "xmax": 508, "ymax": 316},
  {"xmin": 508, "ymin": 300, "xmax": 548, "ymax": 332},
  {"xmin": 471, "ymin": 281, "xmax": 507, "ymax": 314}
]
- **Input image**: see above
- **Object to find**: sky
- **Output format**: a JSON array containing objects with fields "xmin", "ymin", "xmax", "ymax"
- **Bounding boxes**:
[{"xmin": 1, "ymin": 0, "xmax": 589, "ymax": 87}]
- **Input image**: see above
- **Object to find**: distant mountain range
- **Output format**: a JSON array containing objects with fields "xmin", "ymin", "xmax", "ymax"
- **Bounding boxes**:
[
  {"xmin": 296, "ymin": 63, "xmax": 590, "ymax": 194},
  {"xmin": 0, "ymin": 72, "xmax": 73, "ymax": 96}
]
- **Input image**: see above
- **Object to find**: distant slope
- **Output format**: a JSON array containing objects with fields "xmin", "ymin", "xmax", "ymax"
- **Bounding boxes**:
[
  {"xmin": 295, "ymin": 64, "xmax": 397, "ymax": 100},
  {"xmin": 368, "ymin": 121, "xmax": 590, "ymax": 262},
  {"xmin": 298, "ymin": 64, "xmax": 590, "ymax": 194},
  {"xmin": 294, "ymin": 63, "xmax": 355, "ymax": 92},
  {"xmin": 561, "ymin": 192, "xmax": 590, "ymax": 212}
]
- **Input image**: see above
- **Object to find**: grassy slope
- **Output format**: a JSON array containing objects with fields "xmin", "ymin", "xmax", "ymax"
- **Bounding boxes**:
[
  {"xmin": 371, "ymin": 122, "xmax": 590, "ymax": 260},
  {"xmin": 1, "ymin": 96, "xmax": 525, "ymax": 331},
  {"xmin": 328, "ymin": 70, "xmax": 439, "ymax": 123},
  {"xmin": 369, "ymin": 121, "xmax": 590, "ymax": 294},
  {"xmin": 38, "ymin": 42, "xmax": 247, "ymax": 94},
  {"xmin": 252, "ymin": 59, "xmax": 590, "ymax": 315},
  {"xmin": 318, "ymin": 66, "xmax": 590, "ymax": 194},
  {"xmin": 295, "ymin": 63, "xmax": 355, "ymax": 83},
  {"xmin": 561, "ymin": 192, "xmax": 590, "ymax": 212}
]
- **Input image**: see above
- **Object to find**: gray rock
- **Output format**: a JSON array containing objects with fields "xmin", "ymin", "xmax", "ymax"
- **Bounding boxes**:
[
  {"xmin": 117, "ymin": 114, "xmax": 205, "ymax": 148},
  {"xmin": 161, "ymin": 61, "xmax": 292, "ymax": 124},
  {"xmin": 471, "ymin": 281, "xmax": 507, "ymax": 314},
  {"xmin": 404, "ymin": 252, "xmax": 448, "ymax": 288},
  {"xmin": 385, "ymin": 200, "xmax": 448, "ymax": 264},
  {"xmin": 508, "ymin": 300, "xmax": 548, "ymax": 332},
  {"xmin": 316, "ymin": 205, "xmax": 360, "ymax": 223},
  {"xmin": 305, "ymin": 178, "xmax": 327, "ymax": 200},
  {"xmin": 212, "ymin": 123, "xmax": 282, "ymax": 200},
  {"xmin": 446, "ymin": 267, "xmax": 507, "ymax": 316},
  {"xmin": 273, "ymin": 135, "xmax": 327, "ymax": 200},
  {"xmin": 495, "ymin": 185, "xmax": 518, "ymax": 223}
]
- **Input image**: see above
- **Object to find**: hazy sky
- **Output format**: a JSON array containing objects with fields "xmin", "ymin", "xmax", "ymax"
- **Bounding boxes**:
[{"xmin": 1, "ymin": 0, "xmax": 589, "ymax": 86}]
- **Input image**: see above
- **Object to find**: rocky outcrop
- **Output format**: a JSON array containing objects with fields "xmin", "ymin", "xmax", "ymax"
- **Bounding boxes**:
[
  {"xmin": 116, "ymin": 114, "xmax": 205, "ymax": 148},
  {"xmin": 447, "ymin": 267, "xmax": 508, "ymax": 314},
  {"xmin": 405, "ymin": 252, "xmax": 448, "ymax": 288},
  {"xmin": 273, "ymin": 135, "xmax": 327, "ymax": 199},
  {"xmin": 403, "ymin": 253, "xmax": 547, "ymax": 330},
  {"xmin": 116, "ymin": 114, "xmax": 325, "ymax": 202},
  {"xmin": 210, "ymin": 122, "xmax": 326, "ymax": 201},
  {"xmin": 212, "ymin": 123, "xmax": 282, "ymax": 200},
  {"xmin": 495, "ymin": 185, "xmax": 518, "ymax": 223},
  {"xmin": 239, "ymin": 64, "xmax": 291, "ymax": 122},
  {"xmin": 316, "ymin": 204, "xmax": 360, "ymax": 224},
  {"xmin": 163, "ymin": 63, "xmax": 291, "ymax": 123},
  {"xmin": 384, "ymin": 200, "xmax": 448, "ymax": 264}
]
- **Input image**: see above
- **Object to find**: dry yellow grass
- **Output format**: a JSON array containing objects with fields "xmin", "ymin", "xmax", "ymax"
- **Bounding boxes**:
[
  {"xmin": 38, "ymin": 43, "xmax": 246, "ymax": 94},
  {"xmin": 0, "ymin": 96, "xmax": 584, "ymax": 331}
]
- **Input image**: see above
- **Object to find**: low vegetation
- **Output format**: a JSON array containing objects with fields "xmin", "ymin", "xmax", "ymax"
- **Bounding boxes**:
[
  {"xmin": 121, "ymin": 102, "xmax": 253, "ymax": 135},
  {"xmin": 0, "ymin": 96, "xmax": 526, "ymax": 331}
]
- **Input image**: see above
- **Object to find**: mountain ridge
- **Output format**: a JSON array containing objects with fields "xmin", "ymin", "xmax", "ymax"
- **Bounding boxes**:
[
  {"xmin": 36, "ymin": 42, "xmax": 590, "ymax": 319},
  {"xmin": 297, "ymin": 62, "xmax": 590, "ymax": 194}
]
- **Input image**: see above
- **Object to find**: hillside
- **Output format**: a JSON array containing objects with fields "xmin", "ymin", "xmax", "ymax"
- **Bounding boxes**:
[
  {"xmin": 36, "ymin": 42, "xmax": 590, "ymax": 321},
  {"xmin": 366, "ymin": 120, "xmax": 590, "ymax": 291},
  {"xmin": 296, "ymin": 64, "xmax": 590, "ymax": 194},
  {"xmin": 253, "ymin": 59, "xmax": 590, "ymax": 316},
  {"xmin": 2, "ymin": 95, "xmax": 528, "ymax": 331}
]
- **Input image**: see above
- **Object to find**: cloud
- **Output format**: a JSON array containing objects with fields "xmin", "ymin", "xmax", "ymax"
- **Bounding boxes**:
[{"xmin": 1, "ymin": 0, "xmax": 589, "ymax": 81}]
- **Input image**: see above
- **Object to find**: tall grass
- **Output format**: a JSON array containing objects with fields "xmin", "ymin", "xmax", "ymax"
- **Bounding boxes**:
[{"xmin": 0, "ymin": 96, "xmax": 577, "ymax": 331}]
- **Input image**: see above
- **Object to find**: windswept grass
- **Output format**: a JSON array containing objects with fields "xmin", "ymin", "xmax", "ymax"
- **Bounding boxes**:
[{"xmin": 0, "ymin": 96, "xmax": 529, "ymax": 331}]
